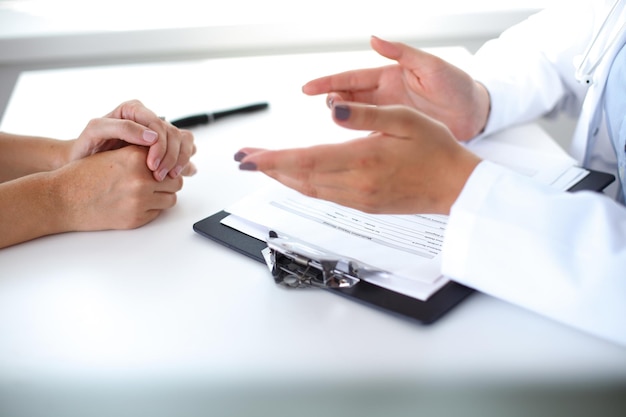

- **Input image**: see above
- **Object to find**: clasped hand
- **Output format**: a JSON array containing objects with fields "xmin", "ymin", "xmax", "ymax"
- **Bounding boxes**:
[
  {"xmin": 70, "ymin": 99, "xmax": 196, "ymax": 181},
  {"xmin": 62, "ymin": 99, "xmax": 196, "ymax": 232}
]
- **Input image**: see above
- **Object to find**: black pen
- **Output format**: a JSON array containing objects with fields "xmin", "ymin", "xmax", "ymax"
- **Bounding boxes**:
[{"xmin": 170, "ymin": 102, "xmax": 269, "ymax": 128}]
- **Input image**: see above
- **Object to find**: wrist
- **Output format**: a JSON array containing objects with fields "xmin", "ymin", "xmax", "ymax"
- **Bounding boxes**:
[
  {"xmin": 442, "ymin": 151, "xmax": 482, "ymax": 215},
  {"xmin": 44, "ymin": 169, "xmax": 73, "ymax": 233},
  {"xmin": 470, "ymin": 81, "xmax": 491, "ymax": 139},
  {"xmin": 54, "ymin": 140, "xmax": 75, "ymax": 169},
  {"xmin": 0, "ymin": 169, "xmax": 69, "ymax": 248}
]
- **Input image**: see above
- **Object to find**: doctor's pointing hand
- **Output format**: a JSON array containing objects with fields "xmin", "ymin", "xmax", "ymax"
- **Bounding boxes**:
[
  {"xmin": 236, "ymin": 101, "xmax": 481, "ymax": 215},
  {"xmin": 301, "ymin": 36, "xmax": 491, "ymax": 142}
]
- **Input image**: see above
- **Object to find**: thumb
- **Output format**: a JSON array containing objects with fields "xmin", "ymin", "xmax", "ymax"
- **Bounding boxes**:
[
  {"xmin": 71, "ymin": 118, "xmax": 158, "ymax": 161},
  {"xmin": 332, "ymin": 101, "xmax": 447, "ymax": 140},
  {"xmin": 371, "ymin": 36, "xmax": 438, "ymax": 71}
]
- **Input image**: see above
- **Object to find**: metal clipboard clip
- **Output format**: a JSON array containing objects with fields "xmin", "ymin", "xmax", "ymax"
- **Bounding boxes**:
[{"xmin": 263, "ymin": 230, "xmax": 386, "ymax": 290}]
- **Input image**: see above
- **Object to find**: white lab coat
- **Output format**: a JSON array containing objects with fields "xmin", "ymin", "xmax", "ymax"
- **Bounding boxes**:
[{"xmin": 442, "ymin": 0, "xmax": 626, "ymax": 346}]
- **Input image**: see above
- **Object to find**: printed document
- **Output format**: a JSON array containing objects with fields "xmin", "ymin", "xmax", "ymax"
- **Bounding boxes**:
[{"xmin": 224, "ymin": 126, "xmax": 587, "ymax": 301}]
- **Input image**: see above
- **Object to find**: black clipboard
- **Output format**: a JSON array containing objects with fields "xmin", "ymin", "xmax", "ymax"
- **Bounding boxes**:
[
  {"xmin": 566, "ymin": 169, "xmax": 616, "ymax": 193},
  {"xmin": 193, "ymin": 169, "xmax": 615, "ymax": 325}
]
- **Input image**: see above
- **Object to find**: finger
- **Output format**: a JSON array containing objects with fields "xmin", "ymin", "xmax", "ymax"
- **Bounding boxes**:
[
  {"xmin": 85, "ymin": 118, "xmax": 157, "ymax": 147},
  {"xmin": 237, "ymin": 128, "xmax": 394, "ymax": 175},
  {"xmin": 106, "ymin": 100, "xmax": 173, "ymax": 174},
  {"xmin": 78, "ymin": 118, "xmax": 158, "ymax": 153},
  {"xmin": 326, "ymin": 92, "xmax": 351, "ymax": 109},
  {"xmin": 105, "ymin": 99, "xmax": 160, "ymax": 127},
  {"xmin": 172, "ymin": 139, "xmax": 197, "ymax": 177},
  {"xmin": 150, "ymin": 126, "xmax": 194, "ymax": 180},
  {"xmin": 238, "ymin": 142, "xmax": 358, "ymax": 174},
  {"xmin": 264, "ymin": 161, "xmax": 357, "ymax": 192},
  {"xmin": 148, "ymin": 131, "xmax": 177, "ymax": 181},
  {"xmin": 302, "ymin": 66, "xmax": 384, "ymax": 97},
  {"xmin": 234, "ymin": 147, "xmax": 266, "ymax": 162},
  {"xmin": 171, "ymin": 129, "xmax": 194, "ymax": 177},
  {"xmin": 154, "ymin": 175, "xmax": 183, "ymax": 194},
  {"xmin": 261, "ymin": 168, "xmax": 388, "ymax": 214},
  {"xmin": 148, "ymin": 192, "xmax": 178, "ymax": 211},
  {"xmin": 332, "ymin": 102, "xmax": 442, "ymax": 139},
  {"xmin": 370, "ymin": 36, "xmax": 442, "ymax": 71},
  {"xmin": 181, "ymin": 162, "xmax": 197, "ymax": 177}
]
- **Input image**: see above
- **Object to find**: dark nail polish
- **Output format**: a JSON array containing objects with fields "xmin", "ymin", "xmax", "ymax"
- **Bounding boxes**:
[
  {"xmin": 234, "ymin": 151, "xmax": 247, "ymax": 162},
  {"xmin": 239, "ymin": 162, "xmax": 258, "ymax": 171},
  {"xmin": 334, "ymin": 104, "xmax": 350, "ymax": 121}
]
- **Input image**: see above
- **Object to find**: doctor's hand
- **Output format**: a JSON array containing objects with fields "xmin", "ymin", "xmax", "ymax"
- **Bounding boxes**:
[
  {"xmin": 235, "ymin": 102, "xmax": 481, "ymax": 215},
  {"xmin": 68, "ymin": 100, "xmax": 197, "ymax": 181},
  {"xmin": 302, "ymin": 36, "xmax": 490, "ymax": 141}
]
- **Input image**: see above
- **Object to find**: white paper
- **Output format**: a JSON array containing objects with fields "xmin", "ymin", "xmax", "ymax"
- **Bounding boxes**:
[
  {"xmin": 465, "ymin": 135, "xmax": 585, "ymax": 189},
  {"xmin": 224, "ymin": 129, "xmax": 586, "ymax": 301},
  {"xmin": 224, "ymin": 187, "xmax": 449, "ymax": 300}
]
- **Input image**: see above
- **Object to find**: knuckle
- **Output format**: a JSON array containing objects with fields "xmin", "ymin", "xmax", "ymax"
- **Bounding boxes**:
[
  {"xmin": 181, "ymin": 129, "xmax": 194, "ymax": 142},
  {"xmin": 173, "ymin": 177, "xmax": 184, "ymax": 191},
  {"xmin": 391, "ymin": 106, "xmax": 418, "ymax": 131},
  {"xmin": 119, "ymin": 118, "xmax": 137, "ymax": 133},
  {"xmin": 165, "ymin": 193, "xmax": 178, "ymax": 208},
  {"xmin": 127, "ymin": 145, "xmax": 148, "ymax": 162},
  {"xmin": 123, "ymin": 99, "xmax": 143, "ymax": 110},
  {"xmin": 85, "ymin": 118, "xmax": 102, "ymax": 130},
  {"xmin": 351, "ymin": 140, "xmax": 384, "ymax": 170},
  {"xmin": 354, "ymin": 153, "xmax": 382, "ymax": 171},
  {"xmin": 128, "ymin": 177, "xmax": 147, "ymax": 194}
]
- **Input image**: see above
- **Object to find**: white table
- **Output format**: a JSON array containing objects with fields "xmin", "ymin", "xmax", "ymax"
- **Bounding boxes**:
[{"xmin": 1, "ymin": 49, "xmax": 625, "ymax": 417}]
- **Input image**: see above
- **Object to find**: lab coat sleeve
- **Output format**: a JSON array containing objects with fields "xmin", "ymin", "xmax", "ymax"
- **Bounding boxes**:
[
  {"xmin": 442, "ymin": 160, "xmax": 626, "ymax": 346},
  {"xmin": 468, "ymin": 0, "xmax": 605, "ymax": 137}
]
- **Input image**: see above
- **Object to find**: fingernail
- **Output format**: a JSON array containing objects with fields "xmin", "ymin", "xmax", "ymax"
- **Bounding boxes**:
[
  {"xmin": 239, "ymin": 162, "xmax": 258, "ymax": 171},
  {"xmin": 172, "ymin": 165, "xmax": 183, "ymax": 178},
  {"xmin": 327, "ymin": 96, "xmax": 334, "ymax": 109},
  {"xmin": 143, "ymin": 129, "xmax": 158, "ymax": 144},
  {"xmin": 234, "ymin": 151, "xmax": 247, "ymax": 162},
  {"xmin": 334, "ymin": 104, "xmax": 351, "ymax": 121},
  {"xmin": 152, "ymin": 158, "xmax": 161, "ymax": 171},
  {"xmin": 158, "ymin": 168, "xmax": 168, "ymax": 181}
]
